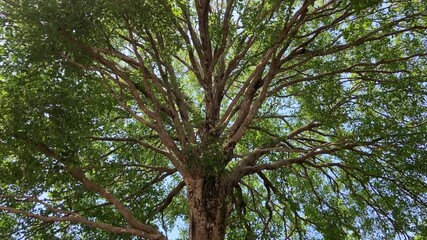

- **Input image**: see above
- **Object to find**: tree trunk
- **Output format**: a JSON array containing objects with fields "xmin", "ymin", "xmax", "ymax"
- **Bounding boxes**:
[{"xmin": 186, "ymin": 175, "xmax": 228, "ymax": 240}]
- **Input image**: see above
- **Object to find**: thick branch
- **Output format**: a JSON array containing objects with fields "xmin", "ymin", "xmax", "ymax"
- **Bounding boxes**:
[
  {"xmin": 0, "ymin": 206, "xmax": 164, "ymax": 239},
  {"xmin": 33, "ymin": 143, "xmax": 166, "ymax": 239}
]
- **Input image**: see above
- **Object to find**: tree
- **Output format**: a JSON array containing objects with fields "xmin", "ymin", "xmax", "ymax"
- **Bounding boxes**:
[{"xmin": 0, "ymin": 0, "xmax": 426, "ymax": 239}]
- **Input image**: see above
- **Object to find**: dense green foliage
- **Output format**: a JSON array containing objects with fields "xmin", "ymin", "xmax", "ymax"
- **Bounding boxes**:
[{"xmin": 0, "ymin": 0, "xmax": 426, "ymax": 239}]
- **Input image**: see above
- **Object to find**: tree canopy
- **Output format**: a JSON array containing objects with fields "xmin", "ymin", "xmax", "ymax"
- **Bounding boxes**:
[{"xmin": 0, "ymin": 0, "xmax": 426, "ymax": 239}]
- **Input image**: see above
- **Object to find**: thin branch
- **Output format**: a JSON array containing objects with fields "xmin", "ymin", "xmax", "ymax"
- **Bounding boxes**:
[{"xmin": 147, "ymin": 181, "xmax": 186, "ymax": 219}]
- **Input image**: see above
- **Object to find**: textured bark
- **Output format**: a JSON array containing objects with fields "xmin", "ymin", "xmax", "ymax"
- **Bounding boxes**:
[{"xmin": 186, "ymin": 175, "xmax": 228, "ymax": 240}]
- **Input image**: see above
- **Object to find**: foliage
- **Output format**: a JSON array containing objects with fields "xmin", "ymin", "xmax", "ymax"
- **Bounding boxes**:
[{"xmin": 0, "ymin": 0, "xmax": 426, "ymax": 239}]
